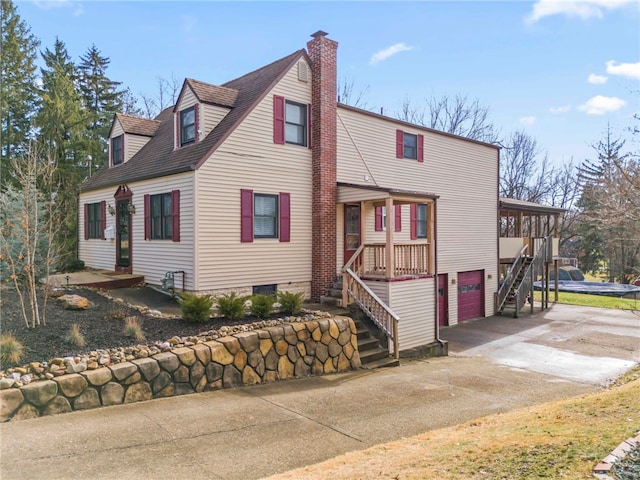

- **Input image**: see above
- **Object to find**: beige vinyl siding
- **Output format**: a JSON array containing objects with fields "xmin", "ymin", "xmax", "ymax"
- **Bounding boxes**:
[
  {"xmin": 364, "ymin": 280, "xmax": 389, "ymax": 304},
  {"xmin": 124, "ymin": 134, "xmax": 150, "ymax": 163},
  {"xmin": 132, "ymin": 173, "xmax": 195, "ymax": 290},
  {"xmin": 193, "ymin": 59, "xmax": 313, "ymax": 292},
  {"xmin": 336, "ymin": 106, "xmax": 499, "ymax": 325},
  {"xmin": 112, "ymin": 121, "xmax": 124, "ymax": 137},
  {"xmin": 80, "ymin": 173, "xmax": 195, "ymax": 290},
  {"xmin": 201, "ymin": 104, "xmax": 231, "ymax": 137},
  {"xmin": 389, "ymin": 278, "xmax": 436, "ymax": 350},
  {"xmin": 177, "ymin": 87, "xmax": 197, "ymax": 111},
  {"xmin": 78, "ymin": 187, "xmax": 117, "ymax": 270}
]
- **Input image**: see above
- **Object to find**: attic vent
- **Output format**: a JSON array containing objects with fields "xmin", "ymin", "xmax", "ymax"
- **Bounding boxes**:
[{"xmin": 297, "ymin": 62, "xmax": 309, "ymax": 83}]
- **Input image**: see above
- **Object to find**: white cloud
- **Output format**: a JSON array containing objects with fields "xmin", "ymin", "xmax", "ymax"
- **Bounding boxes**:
[
  {"xmin": 519, "ymin": 116, "xmax": 536, "ymax": 126},
  {"xmin": 606, "ymin": 60, "xmax": 640, "ymax": 79},
  {"xmin": 550, "ymin": 105, "xmax": 571, "ymax": 114},
  {"xmin": 526, "ymin": 0, "xmax": 635, "ymax": 24},
  {"xmin": 587, "ymin": 73, "xmax": 608, "ymax": 84},
  {"xmin": 34, "ymin": 0, "xmax": 83, "ymax": 16},
  {"xmin": 578, "ymin": 95, "xmax": 626, "ymax": 115},
  {"xmin": 369, "ymin": 43, "xmax": 414, "ymax": 66}
]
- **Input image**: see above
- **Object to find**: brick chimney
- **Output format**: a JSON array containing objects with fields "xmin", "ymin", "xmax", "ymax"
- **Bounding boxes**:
[{"xmin": 307, "ymin": 31, "xmax": 338, "ymax": 302}]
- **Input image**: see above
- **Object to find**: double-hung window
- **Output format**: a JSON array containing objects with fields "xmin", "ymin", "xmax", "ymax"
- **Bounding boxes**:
[
  {"xmin": 416, "ymin": 204, "xmax": 427, "ymax": 239},
  {"xmin": 150, "ymin": 193, "xmax": 173, "ymax": 239},
  {"xmin": 180, "ymin": 107, "xmax": 196, "ymax": 146},
  {"xmin": 240, "ymin": 189, "xmax": 290, "ymax": 243},
  {"xmin": 111, "ymin": 135, "xmax": 123, "ymax": 165},
  {"xmin": 410, "ymin": 203, "xmax": 428, "ymax": 240},
  {"xmin": 396, "ymin": 129, "xmax": 424, "ymax": 162},
  {"xmin": 254, "ymin": 194, "xmax": 278, "ymax": 238},
  {"xmin": 285, "ymin": 101, "xmax": 307, "ymax": 146},
  {"xmin": 273, "ymin": 96, "xmax": 308, "ymax": 147},
  {"xmin": 403, "ymin": 133, "xmax": 417, "ymax": 160},
  {"xmin": 87, "ymin": 203, "xmax": 102, "ymax": 239}
]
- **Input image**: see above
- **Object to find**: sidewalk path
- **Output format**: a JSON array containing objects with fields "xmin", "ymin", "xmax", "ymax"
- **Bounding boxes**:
[{"xmin": 1, "ymin": 305, "xmax": 637, "ymax": 480}]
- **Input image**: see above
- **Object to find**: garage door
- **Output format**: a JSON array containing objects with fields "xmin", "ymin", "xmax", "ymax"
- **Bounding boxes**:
[{"xmin": 458, "ymin": 270, "xmax": 484, "ymax": 322}]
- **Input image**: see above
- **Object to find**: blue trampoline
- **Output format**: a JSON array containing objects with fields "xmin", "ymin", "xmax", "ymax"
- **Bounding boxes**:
[{"xmin": 534, "ymin": 280, "xmax": 640, "ymax": 297}]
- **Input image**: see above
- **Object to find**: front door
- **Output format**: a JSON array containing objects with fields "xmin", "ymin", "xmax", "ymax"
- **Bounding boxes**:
[
  {"xmin": 344, "ymin": 204, "xmax": 361, "ymax": 265},
  {"xmin": 116, "ymin": 200, "xmax": 131, "ymax": 271},
  {"xmin": 438, "ymin": 274, "xmax": 448, "ymax": 326}
]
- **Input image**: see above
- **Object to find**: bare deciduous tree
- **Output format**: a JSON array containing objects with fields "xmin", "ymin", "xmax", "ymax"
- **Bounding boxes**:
[
  {"xmin": 338, "ymin": 78, "xmax": 373, "ymax": 110},
  {"xmin": 397, "ymin": 93, "xmax": 500, "ymax": 144},
  {"xmin": 0, "ymin": 145, "xmax": 60, "ymax": 328}
]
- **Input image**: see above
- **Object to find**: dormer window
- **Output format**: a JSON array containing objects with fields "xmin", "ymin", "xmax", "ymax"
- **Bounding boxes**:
[
  {"xmin": 180, "ymin": 107, "xmax": 196, "ymax": 146},
  {"xmin": 111, "ymin": 135, "xmax": 123, "ymax": 165}
]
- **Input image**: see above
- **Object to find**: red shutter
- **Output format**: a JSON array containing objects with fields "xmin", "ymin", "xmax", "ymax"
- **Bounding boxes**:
[
  {"xmin": 396, "ymin": 129, "xmax": 404, "ymax": 158},
  {"xmin": 410, "ymin": 204, "xmax": 418, "ymax": 240},
  {"xmin": 171, "ymin": 190, "xmax": 180, "ymax": 242},
  {"xmin": 144, "ymin": 194, "xmax": 150, "ymax": 240},
  {"xmin": 307, "ymin": 103, "xmax": 312, "ymax": 149},
  {"xmin": 418, "ymin": 134, "xmax": 424, "ymax": 163},
  {"xmin": 279, "ymin": 192, "xmax": 290, "ymax": 242},
  {"xmin": 121, "ymin": 135, "xmax": 125, "ymax": 163},
  {"xmin": 375, "ymin": 206, "xmax": 383, "ymax": 231},
  {"xmin": 395, "ymin": 205, "xmax": 402, "ymax": 232},
  {"xmin": 273, "ymin": 95, "xmax": 285, "ymax": 144},
  {"xmin": 175, "ymin": 113, "xmax": 180, "ymax": 147},
  {"xmin": 194, "ymin": 104, "xmax": 200, "ymax": 142},
  {"xmin": 100, "ymin": 201, "xmax": 106, "ymax": 240},
  {"xmin": 84, "ymin": 203, "xmax": 89, "ymax": 240},
  {"xmin": 109, "ymin": 138, "xmax": 113, "ymax": 166},
  {"xmin": 241, "ymin": 189, "xmax": 254, "ymax": 242}
]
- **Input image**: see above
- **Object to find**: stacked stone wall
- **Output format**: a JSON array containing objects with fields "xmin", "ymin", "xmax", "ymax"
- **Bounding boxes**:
[{"xmin": 0, "ymin": 317, "xmax": 360, "ymax": 421}]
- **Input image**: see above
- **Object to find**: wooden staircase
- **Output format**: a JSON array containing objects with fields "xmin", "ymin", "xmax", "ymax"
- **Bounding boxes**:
[
  {"xmin": 499, "ymin": 256, "xmax": 533, "ymax": 315},
  {"xmin": 322, "ymin": 276, "xmax": 399, "ymax": 369}
]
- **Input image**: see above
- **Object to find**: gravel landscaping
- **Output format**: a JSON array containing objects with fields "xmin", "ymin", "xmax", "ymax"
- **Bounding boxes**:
[{"xmin": 0, "ymin": 286, "xmax": 323, "ymax": 377}]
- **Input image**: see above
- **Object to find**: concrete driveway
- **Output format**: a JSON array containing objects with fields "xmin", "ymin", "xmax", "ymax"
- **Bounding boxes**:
[{"xmin": 1, "ymin": 304, "xmax": 638, "ymax": 480}]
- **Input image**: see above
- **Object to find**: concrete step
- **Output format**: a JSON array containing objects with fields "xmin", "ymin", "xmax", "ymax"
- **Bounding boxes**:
[
  {"xmin": 359, "ymin": 346, "xmax": 391, "ymax": 364},
  {"xmin": 326, "ymin": 288, "xmax": 343, "ymax": 298},
  {"xmin": 357, "ymin": 336, "xmax": 381, "ymax": 352},
  {"xmin": 361, "ymin": 356, "xmax": 400, "ymax": 369},
  {"xmin": 319, "ymin": 295, "xmax": 342, "ymax": 307}
]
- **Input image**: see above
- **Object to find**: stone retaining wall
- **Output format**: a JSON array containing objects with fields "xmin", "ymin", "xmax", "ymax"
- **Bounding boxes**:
[{"xmin": 0, "ymin": 317, "xmax": 360, "ymax": 421}]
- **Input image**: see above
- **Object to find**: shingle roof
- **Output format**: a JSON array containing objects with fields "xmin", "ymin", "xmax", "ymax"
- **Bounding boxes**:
[
  {"xmin": 499, "ymin": 197, "xmax": 566, "ymax": 214},
  {"xmin": 81, "ymin": 49, "xmax": 307, "ymax": 192},
  {"xmin": 186, "ymin": 79, "xmax": 238, "ymax": 108},
  {"xmin": 115, "ymin": 113, "xmax": 161, "ymax": 137}
]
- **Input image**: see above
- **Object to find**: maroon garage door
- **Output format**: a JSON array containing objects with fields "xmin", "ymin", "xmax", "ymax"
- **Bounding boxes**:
[{"xmin": 457, "ymin": 270, "xmax": 484, "ymax": 322}]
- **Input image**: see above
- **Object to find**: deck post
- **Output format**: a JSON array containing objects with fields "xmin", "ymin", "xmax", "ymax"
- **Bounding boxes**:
[{"xmin": 385, "ymin": 197, "xmax": 394, "ymax": 278}]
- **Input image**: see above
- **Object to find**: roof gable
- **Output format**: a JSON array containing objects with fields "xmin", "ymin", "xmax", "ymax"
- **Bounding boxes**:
[
  {"xmin": 82, "ymin": 49, "xmax": 307, "ymax": 192},
  {"xmin": 115, "ymin": 113, "xmax": 161, "ymax": 137},
  {"xmin": 186, "ymin": 78, "xmax": 238, "ymax": 108}
]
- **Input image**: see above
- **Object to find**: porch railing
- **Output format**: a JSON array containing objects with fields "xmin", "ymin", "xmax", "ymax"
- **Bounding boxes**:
[
  {"xmin": 513, "ymin": 236, "xmax": 551, "ymax": 317},
  {"xmin": 342, "ymin": 244, "xmax": 400, "ymax": 359},
  {"xmin": 356, "ymin": 243, "xmax": 431, "ymax": 278},
  {"xmin": 342, "ymin": 267, "xmax": 400, "ymax": 359}
]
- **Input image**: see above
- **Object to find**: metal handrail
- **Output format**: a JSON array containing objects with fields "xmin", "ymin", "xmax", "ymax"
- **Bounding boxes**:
[
  {"xmin": 513, "ymin": 236, "xmax": 550, "ymax": 317},
  {"xmin": 496, "ymin": 243, "xmax": 529, "ymax": 312}
]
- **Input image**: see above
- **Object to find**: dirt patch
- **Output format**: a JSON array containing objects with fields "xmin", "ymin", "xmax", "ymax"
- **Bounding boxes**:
[{"xmin": 1, "ymin": 287, "xmax": 270, "ymax": 367}]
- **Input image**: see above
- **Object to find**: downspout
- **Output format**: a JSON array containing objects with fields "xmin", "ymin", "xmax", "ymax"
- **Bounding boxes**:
[{"xmin": 433, "ymin": 198, "xmax": 446, "ymax": 349}]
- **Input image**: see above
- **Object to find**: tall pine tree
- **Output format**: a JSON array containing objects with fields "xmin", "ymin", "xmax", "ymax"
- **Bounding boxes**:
[
  {"xmin": 35, "ymin": 38, "xmax": 86, "ymax": 266},
  {"xmin": 1, "ymin": 0, "xmax": 40, "ymax": 183},
  {"xmin": 78, "ymin": 45, "xmax": 124, "ymax": 173}
]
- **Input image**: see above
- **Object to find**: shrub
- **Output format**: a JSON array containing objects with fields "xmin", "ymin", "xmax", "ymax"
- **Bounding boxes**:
[
  {"xmin": 250, "ymin": 294, "xmax": 275, "ymax": 319},
  {"xmin": 61, "ymin": 258, "xmax": 85, "ymax": 273},
  {"xmin": 216, "ymin": 292, "xmax": 247, "ymax": 321},
  {"xmin": 65, "ymin": 324, "xmax": 86, "ymax": 347},
  {"xmin": 277, "ymin": 291, "xmax": 305, "ymax": 315},
  {"xmin": 122, "ymin": 316, "xmax": 145, "ymax": 341},
  {"xmin": 0, "ymin": 333, "xmax": 24, "ymax": 366},
  {"xmin": 179, "ymin": 292, "xmax": 214, "ymax": 322}
]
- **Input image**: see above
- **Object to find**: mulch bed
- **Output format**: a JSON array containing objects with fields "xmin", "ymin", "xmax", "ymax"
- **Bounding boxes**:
[{"xmin": 1, "ymin": 287, "xmax": 260, "ymax": 368}]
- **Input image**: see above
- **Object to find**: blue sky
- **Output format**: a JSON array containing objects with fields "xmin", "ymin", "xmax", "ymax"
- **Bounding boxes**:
[{"xmin": 16, "ymin": 0, "xmax": 640, "ymax": 167}]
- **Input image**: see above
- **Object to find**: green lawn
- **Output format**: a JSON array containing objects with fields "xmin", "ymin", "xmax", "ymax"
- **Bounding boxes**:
[{"xmin": 535, "ymin": 290, "xmax": 639, "ymax": 310}]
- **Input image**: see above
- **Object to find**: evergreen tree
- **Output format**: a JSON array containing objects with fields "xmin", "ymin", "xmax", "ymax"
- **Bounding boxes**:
[
  {"xmin": 77, "ymin": 44, "xmax": 124, "ymax": 172},
  {"xmin": 577, "ymin": 127, "xmax": 639, "ymax": 282},
  {"xmin": 0, "ymin": 0, "xmax": 40, "ymax": 183},
  {"xmin": 35, "ymin": 38, "xmax": 86, "ymax": 266}
]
